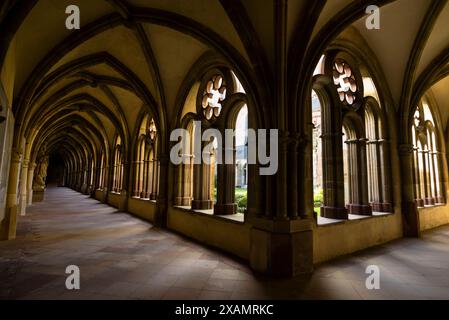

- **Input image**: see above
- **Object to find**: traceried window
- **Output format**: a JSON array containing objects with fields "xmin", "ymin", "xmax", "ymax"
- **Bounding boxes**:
[
  {"xmin": 333, "ymin": 59, "xmax": 358, "ymax": 106},
  {"xmin": 412, "ymin": 102, "xmax": 445, "ymax": 207},
  {"xmin": 112, "ymin": 136, "xmax": 123, "ymax": 193},
  {"xmin": 133, "ymin": 115, "xmax": 159, "ymax": 200},
  {"xmin": 312, "ymin": 53, "xmax": 392, "ymax": 223},
  {"xmin": 174, "ymin": 69, "xmax": 249, "ymax": 220}
]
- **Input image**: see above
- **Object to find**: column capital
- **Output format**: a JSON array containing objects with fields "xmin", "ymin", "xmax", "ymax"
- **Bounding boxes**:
[{"xmin": 11, "ymin": 149, "xmax": 23, "ymax": 163}]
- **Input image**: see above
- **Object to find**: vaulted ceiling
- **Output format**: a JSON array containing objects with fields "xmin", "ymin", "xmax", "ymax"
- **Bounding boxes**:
[{"xmin": 1, "ymin": 0, "xmax": 449, "ymax": 163}]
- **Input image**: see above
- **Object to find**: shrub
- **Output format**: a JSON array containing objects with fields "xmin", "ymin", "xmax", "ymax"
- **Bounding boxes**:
[{"xmin": 314, "ymin": 189, "xmax": 323, "ymax": 207}]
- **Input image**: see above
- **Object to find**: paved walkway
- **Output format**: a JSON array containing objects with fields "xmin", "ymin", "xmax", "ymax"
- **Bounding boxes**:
[{"xmin": 1, "ymin": 187, "xmax": 449, "ymax": 300}]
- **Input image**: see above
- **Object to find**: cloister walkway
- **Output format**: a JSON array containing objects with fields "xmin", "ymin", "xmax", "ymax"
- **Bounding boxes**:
[{"xmin": 1, "ymin": 187, "xmax": 449, "ymax": 300}]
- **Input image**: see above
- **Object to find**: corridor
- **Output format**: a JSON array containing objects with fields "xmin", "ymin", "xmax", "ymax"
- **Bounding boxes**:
[{"xmin": 1, "ymin": 187, "xmax": 449, "ymax": 300}]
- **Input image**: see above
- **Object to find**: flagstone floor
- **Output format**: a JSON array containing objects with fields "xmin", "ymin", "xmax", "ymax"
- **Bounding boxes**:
[{"xmin": 1, "ymin": 187, "xmax": 449, "ymax": 300}]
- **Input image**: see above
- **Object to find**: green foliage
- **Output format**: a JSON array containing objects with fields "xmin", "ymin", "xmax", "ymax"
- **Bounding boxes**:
[
  {"xmin": 235, "ymin": 188, "xmax": 247, "ymax": 214},
  {"xmin": 314, "ymin": 189, "xmax": 323, "ymax": 207}
]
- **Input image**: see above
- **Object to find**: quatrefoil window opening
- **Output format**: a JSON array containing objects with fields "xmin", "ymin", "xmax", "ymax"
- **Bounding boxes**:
[
  {"xmin": 332, "ymin": 59, "xmax": 357, "ymax": 106},
  {"xmin": 202, "ymin": 75, "xmax": 227, "ymax": 120}
]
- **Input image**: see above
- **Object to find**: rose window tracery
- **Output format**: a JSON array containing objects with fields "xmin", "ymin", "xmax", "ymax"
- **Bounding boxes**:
[{"xmin": 202, "ymin": 75, "xmax": 226, "ymax": 120}]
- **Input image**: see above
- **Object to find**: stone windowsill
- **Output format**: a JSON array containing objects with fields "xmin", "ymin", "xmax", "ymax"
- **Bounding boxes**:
[
  {"xmin": 174, "ymin": 206, "xmax": 245, "ymax": 224},
  {"xmin": 317, "ymin": 211, "xmax": 393, "ymax": 227}
]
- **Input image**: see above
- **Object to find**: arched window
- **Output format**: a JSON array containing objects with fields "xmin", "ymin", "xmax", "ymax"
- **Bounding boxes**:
[
  {"xmin": 89, "ymin": 157, "xmax": 94, "ymax": 188},
  {"xmin": 311, "ymin": 90, "xmax": 323, "ymax": 214},
  {"xmin": 412, "ymin": 103, "xmax": 445, "ymax": 206},
  {"xmin": 174, "ymin": 69, "xmax": 250, "ymax": 219},
  {"xmin": 133, "ymin": 116, "xmax": 159, "ymax": 200},
  {"xmin": 312, "ymin": 52, "xmax": 392, "ymax": 222},
  {"xmin": 98, "ymin": 150, "xmax": 105, "ymax": 190},
  {"xmin": 112, "ymin": 136, "xmax": 123, "ymax": 193},
  {"xmin": 235, "ymin": 105, "xmax": 248, "ymax": 214}
]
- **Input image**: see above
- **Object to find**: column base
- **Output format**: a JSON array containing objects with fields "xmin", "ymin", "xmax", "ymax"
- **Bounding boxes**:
[
  {"xmin": 150, "ymin": 193, "xmax": 157, "ymax": 201},
  {"xmin": 371, "ymin": 202, "xmax": 383, "ymax": 212},
  {"xmin": 424, "ymin": 198, "xmax": 435, "ymax": 206},
  {"xmin": 173, "ymin": 197, "xmax": 192, "ymax": 206},
  {"xmin": 0, "ymin": 205, "xmax": 18, "ymax": 241},
  {"xmin": 320, "ymin": 206, "xmax": 348, "ymax": 220},
  {"xmin": 214, "ymin": 203, "xmax": 237, "ymax": 215},
  {"xmin": 347, "ymin": 204, "xmax": 372, "ymax": 216},
  {"xmin": 249, "ymin": 219, "xmax": 313, "ymax": 277},
  {"xmin": 415, "ymin": 199, "xmax": 425, "ymax": 208},
  {"xmin": 381, "ymin": 203, "xmax": 393, "ymax": 213},
  {"xmin": 436, "ymin": 196, "xmax": 445, "ymax": 204},
  {"xmin": 191, "ymin": 200, "xmax": 213, "ymax": 210}
]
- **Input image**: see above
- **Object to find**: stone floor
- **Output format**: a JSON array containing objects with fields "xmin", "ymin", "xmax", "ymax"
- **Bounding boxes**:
[{"xmin": 1, "ymin": 187, "xmax": 449, "ymax": 300}]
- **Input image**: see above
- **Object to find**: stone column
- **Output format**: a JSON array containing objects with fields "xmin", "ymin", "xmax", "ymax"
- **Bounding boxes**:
[
  {"xmin": 27, "ymin": 162, "xmax": 36, "ymax": 205},
  {"xmin": 19, "ymin": 159, "xmax": 29, "ymax": 216},
  {"xmin": 214, "ymin": 145, "xmax": 237, "ymax": 215},
  {"xmin": 118, "ymin": 161, "xmax": 128, "ymax": 211},
  {"xmin": 423, "ymin": 149, "xmax": 434, "ymax": 205},
  {"xmin": 150, "ymin": 159, "xmax": 159, "ymax": 200},
  {"xmin": 173, "ymin": 153, "xmax": 193, "ymax": 206},
  {"xmin": 435, "ymin": 151, "xmax": 445, "ymax": 203},
  {"xmin": 155, "ymin": 155, "xmax": 169, "ymax": 227},
  {"xmin": 346, "ymin": 139, "xmax": 372, "ymax": 215},
  {"xmin": 378, "ymin": 139, "xmax": 393, "ymax": 212},
  {"xmin": 399, "ymin": 144, "xmax": 420, "ymax": 236},
  {"xmin": 321, "ymin": 132, "xmax": 347, "ymax": 219},
  {"xmin": 191, "ymin": 143, "xmax": 213, "ymax": 210},
  {"xmin": 1, "ymin": 149, "xmax": 22, "ymax": 240}
]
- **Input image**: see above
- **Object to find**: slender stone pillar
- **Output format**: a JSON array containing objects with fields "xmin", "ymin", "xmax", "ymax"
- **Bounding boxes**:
[
  {"xmin": 27, "ymin": 162, "xmax": 36, "ymax": 205},
  {"xmin": 1, "ymin": 149, "xmax": 22, "ymax": 240},
  {"xmin": 321, "ymin": 131, "xmax": 347, "ymax": 219},
  {"xmin": 150, "ymin": 159, "xmax": 159, "ymax": 200},
  {"xmin": 346, "ymin": 139, "xmax": 372, "ymax": 215},
  {"xmin": 379, "ymin": 139, "xmax": 393, "ymax": 212},
  {"xmin": 155, "ymin": 155, "xmax": 169, "ymax": 227},
  {"xmin": 19, "ymin": 159, "xmax": 29, "ymax": 215},
  {"xmin": 214, "ymin": 145, "xmax": 237, "ymax": 215},
  {"xmin": 192, "ymin": 144, "xmax": 213, "ymax": 210},
  {"xmin": 173, "ymin": 153, "xmax": 193, "ymax": 206},
  {"xmin": 399, "ymin": 144, "xmax": 420, "ymax": 237},
  {"xmin": 435, "ymin": 151, "xmax": 445, "ymax": 203}
]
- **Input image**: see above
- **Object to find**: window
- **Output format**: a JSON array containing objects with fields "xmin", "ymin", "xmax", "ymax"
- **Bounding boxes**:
[
  {"xmin": 133, "ymin": 116, "xmax": 159, "ymax": 200},
  {"xmin": 312, "ymin": 53, "xmax": 392, "ymax": 222},
  {"xmin": 312, "ymin": 90, "xmax": 323, "ymax": 215},
  {"xmin": 112, "ymin": 136, "xmax": 123, "ymax": 193},
  {"xmin": 98, "ymin": 151, "xmax": 106, "ymax": 190},
  {"xmin": 412, "ymin": 103, "xmax": 445, "ymax": 207},
  {"xmin": 235, "ymin": 105, "xmax": 248, "ymax": 214},
  {"xmin": 174, "ymin": 69, "xmax": 249, "ymax": 219}
]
